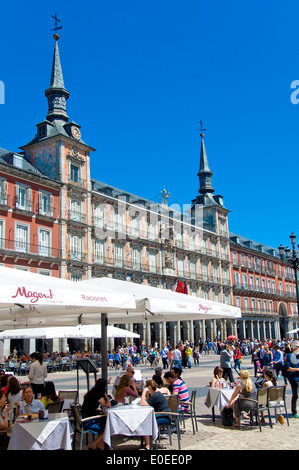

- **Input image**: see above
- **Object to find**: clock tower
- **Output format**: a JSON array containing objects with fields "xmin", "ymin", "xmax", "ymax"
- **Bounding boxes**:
[{"xmin": 20, "ymin": 32, "xmax": 95, "ymax": 280}]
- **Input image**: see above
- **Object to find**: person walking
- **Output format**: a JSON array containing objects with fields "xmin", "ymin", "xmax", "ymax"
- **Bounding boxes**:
[
  {"xmin": 233, "ymin": 344, "xmax": 242, "ymax": 375},
  {"xmin": 285, "ymin": 340, "xmax": 299, "ymax": 418},
  {"xmin": 220, "ymin": 343, "xmax": 234, "ymax": 383}
]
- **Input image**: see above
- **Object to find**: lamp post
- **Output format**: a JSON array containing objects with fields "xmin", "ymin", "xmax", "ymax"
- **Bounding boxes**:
[{"xmin": 278, "ymin": 233, "xmax": 299, "ymax": 330}]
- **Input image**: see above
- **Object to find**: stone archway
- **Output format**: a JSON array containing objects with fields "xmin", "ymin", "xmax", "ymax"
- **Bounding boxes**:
[{"xmin": 278, "ymin": 302, "xmax": 288, "ymax": 339}]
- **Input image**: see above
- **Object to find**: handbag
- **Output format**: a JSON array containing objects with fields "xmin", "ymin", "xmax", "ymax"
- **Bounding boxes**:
[{"xmin": 221, "ymin": 407, "xmax": 234, "ymax": 426}]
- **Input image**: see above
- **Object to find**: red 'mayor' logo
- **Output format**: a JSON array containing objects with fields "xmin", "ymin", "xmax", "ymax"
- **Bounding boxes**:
[{"xmin": 12, "ymin": 286, "xmax": 54, "ymax": 304}]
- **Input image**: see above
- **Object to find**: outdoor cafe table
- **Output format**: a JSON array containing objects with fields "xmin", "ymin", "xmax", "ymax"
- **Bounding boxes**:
[
  {"xmin": 8, "ymin": 412, "xmax": 72, "ymax": 450},
  {"xmin": 205, "ymin": 387, "xmax": 235, "ymax": 421},
  {"xmin": 103, "ymin": 403, "xmax": 159, "ymax": 449}
]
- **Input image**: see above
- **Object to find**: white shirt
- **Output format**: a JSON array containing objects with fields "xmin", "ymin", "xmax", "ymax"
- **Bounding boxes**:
[
  {"xmin": 28, "ymin": 360, "xmax": 47, "ymax": 384},
  {"xmin": 172, "ymin": 349, "xmax": 181, "ymax": 360}
]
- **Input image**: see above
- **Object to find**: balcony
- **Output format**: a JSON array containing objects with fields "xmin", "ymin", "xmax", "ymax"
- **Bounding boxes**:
[
  {"xmin": 0, "ymin": 194, "xmax": 11, "ymax": 210},
  {"xmin": 68, "ymin": 210, "xmax": 86, "ymax": 225},
  {"xmin": 0, "ymin": 238, "xmax": 61, "ymax": 260},
  {"xmin": 36, "ymin": 203, "xmax": 57, "ymax": 220},
  {"xmin": 68, "ymin": 251, "xmax": 87, "ymax": 263},
  {"xmin": 233, "ymin": 282, "xmax": 296, "ymax": 300},
  {"xmin": 13, "ymin": 197, "xmax": 35, "ymax": 216}
]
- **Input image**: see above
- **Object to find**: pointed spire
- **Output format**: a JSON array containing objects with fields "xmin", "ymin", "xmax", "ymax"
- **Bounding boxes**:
[
  {"xmin": 45, "ymin": 35, "xmax": 69, "ymax": 123},
  {"xmin": 197, "ymin": 133, "xmax": 214, "ymax": 194}
]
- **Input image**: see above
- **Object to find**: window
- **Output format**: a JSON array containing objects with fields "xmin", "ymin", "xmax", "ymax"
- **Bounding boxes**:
[
  {"xmin": 256, "ymin": 277, "xmax": 260, "ymax": 291},
  {"xmin": 148, "ymin": 223, "xmax": 156, "ymax": 241},
  {"xmin": 132, "ymin": 248, "xmax": 141, "ymax": 270},
  {"xmin": 70, "ymin": 235, "xmax": 82, "ymax": 261},
  {"xmin": 149, "ymin": 252, "xmax": 156, "ymax": 273},
  {"xmin": 94, "ymin": 241, "xmax": 104, "ymax": 264},
  {"xmin": 0, "ymin": 179, "xmax": 8, "ymax": 205},
  {"xmin": 114, "ymin": 245, "xmax": 123, "ymax": 267},
  {"xmin": 131, "ymin": 218, "xmax": 139, "ymax": 238},
  {"xmin": 38, "ymin": 229, "xmax": 51, "ymax": 257},
  {"xmin": 70, "ymin": 199, "xmax": 83, "ymax": 222},
  {"xmin": 177, "ymin": 258, "xmax": 184, "ymax": 276},
  {"xmin": 15, "ymin": 224, "xmax": 29, "ymax": 253},
  {"xmin": 0, "ymin": 220, "xmax": 4, "ymax": 248},
  {"xmin": 38, "ymin": 191, "xmax": 53, "ymax": 216},
  {"xmin": 70, "ymin": 274, "xmax": 82, "ymax": 282},
  {"xmin": 234, "ymin": 272, "xmax": 240, "ymax": 286},
  {"xmin": 15, "ymin": 184, "xmax": 31, "ymax": 211},
  {"xmin": 94, "ymin": 205, "xmax": 105, "ymax": 228},
  {"xmin": 38, "ymin": 269, "xmax": 51, "ymax": 276},
  {"xmin": 70, "ymin": 164, "xmax": 80, "ymax": 184},
  {"xmin": 190, "ymin": 260, "xmax": 196, "ymax": 279},
  {"xmin": 242, "ymin": 273, "xmax": 248, "ymax": 288}
]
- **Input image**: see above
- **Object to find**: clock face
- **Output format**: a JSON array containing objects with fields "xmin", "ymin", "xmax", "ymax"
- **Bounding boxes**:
[{"xmin": 71, "ymin": 126, "xmax": 81, "ymax": 140}]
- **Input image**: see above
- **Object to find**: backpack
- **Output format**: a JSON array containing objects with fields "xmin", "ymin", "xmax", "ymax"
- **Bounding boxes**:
[
  {"xmin": 255, "ymin": 376, "xmax": 265, "ymax": 388},
  {"xmin": 221, "ymin": 407, "xmax": 234, "ymax": 426}
]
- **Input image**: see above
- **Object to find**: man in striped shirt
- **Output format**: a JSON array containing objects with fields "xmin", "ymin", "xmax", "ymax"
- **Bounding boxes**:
[{"xmin": 164, "ymin": 367, "xmax": 190, "ymax": 411}]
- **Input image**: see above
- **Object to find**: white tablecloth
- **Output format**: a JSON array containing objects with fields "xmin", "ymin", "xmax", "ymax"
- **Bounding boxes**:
[
  {"xmin": 205, "ymin": 388, "xmax": 235, "ymax": 413},
  {"xmin": 8, "ymin": 413, "xmax": 72, "ymax": 450},
  {"xmin": 104, "ymin": 404, "xmax": 158, "ymax": 448}
]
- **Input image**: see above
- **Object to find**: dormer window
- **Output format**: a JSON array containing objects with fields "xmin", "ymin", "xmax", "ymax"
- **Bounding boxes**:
[{"xmin": 38, "ymin": 125, "xmax": 47, "ymax": 138}]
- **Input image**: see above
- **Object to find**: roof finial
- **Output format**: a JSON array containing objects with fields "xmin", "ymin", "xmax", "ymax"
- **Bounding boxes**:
[{"xmin": 51, "ymin": 13, "xmax": 63, "ymax": 41}]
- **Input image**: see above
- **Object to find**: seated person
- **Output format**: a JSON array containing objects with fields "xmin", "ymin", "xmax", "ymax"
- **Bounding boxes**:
[
  {"xmin": 0, "ymin": 389, "xmax": 12, "ymax": 432},
  {"xmin": 152, "ymin": 367, "xmax": 167, "ymax": 387},
  {"xmin": 210, "ymin": 367, "xmax": 225, "ymax": 388},
  {"xmin": 81, "ymin": 378, "xmax": 111, "ymax": 450},
  {"xmin": 114, "ymin": 374, "xmax": 138, "ymax": 404},
  {"xmin": 164, "ymin": 367, "xmax": 190, "ymax": 411},
  {"xmin": 225, "ymin": 370, "xmax": 257, "ymax": 427},
  {"xmin": 141, "ymin": 380, "xmax": 171, "ymax": 450},
  {"xmin": 6, "ymin": 376, "xmax": 23, "ymax": 410},
  {"xmin": 18, "ymin": 385, "xmax": 45, "ymax": 416},
  {"xmin": 260, "ymin": 367, "xmax": 277, "ymax": 423},
  {"xmin": 112, "ymin": 367, "xmax": 136, "ymax": 396},
  {"xmin": 40, "ymin": 381, "xmax": 60, "ymax": 409}
]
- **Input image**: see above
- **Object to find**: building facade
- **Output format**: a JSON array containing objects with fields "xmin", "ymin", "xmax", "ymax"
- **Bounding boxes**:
[
  {"xmin": 0, "ymin": 35, "xmax": 298, "ymax": 355},
  {"xmin": 230, "ymin": 233, "xmax": 298, "ymax": 341}
]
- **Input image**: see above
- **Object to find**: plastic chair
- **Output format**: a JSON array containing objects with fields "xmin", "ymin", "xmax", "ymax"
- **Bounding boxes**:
[
  {"xmin": 267, "ymin": 385, "xmax": 289, "ymax": 426},
  {"xmin": 47, "ymin": 400, "xmax": 64, "ymax": 413},
  {"xmin": 179, "ymin": 390, "xmax": 198, "ymax": 434},
  {"xmin": 71, "ymin": 404, "xmax": 106, "ymax": 450}
]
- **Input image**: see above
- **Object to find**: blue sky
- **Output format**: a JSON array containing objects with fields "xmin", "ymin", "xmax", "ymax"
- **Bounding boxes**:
[{"xmin": 1, "ymin": 0, "xmax": 299, "ymax": 252}]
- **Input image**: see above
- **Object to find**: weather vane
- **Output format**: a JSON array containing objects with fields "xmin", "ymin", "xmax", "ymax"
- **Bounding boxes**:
[
  {"xmin": 199, "ymin": 120, "xmax": 207, "ymax": 132},
  {"xmin": 51, "ymin": 13, "xmax": 63, "ymax": 40}
]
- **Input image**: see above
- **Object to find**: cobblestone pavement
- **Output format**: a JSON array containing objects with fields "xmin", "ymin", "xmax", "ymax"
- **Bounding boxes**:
[{"xmin": 43, "ymin": 354, "xmax": 299, "ymax": 451}]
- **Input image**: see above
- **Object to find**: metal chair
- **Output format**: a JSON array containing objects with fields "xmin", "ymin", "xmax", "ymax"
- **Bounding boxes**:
[
  {"xmin": 71, "ymin": 404, "xmax": 106, "ymax": 450},
  {"xmin": 155, "ymin": 395, "xmax": 181, "ymax": 450},
  {"xmin": 237, "ymin": 387, "xmax": 271, "ymax": 431},
  {"xmin": 47, "ymin": 400, "xmax": 64, "ymax": 413},
  {"xmin": 267, "ymin": 385, "xmax": 289, "ymax": 426},
  {"xmin": 58, "ymin": 390, "xmax": 78, "ymax": 402},
  {"xmin": 179, "ymin": 390, "xmax": 198, "ymax": 434}
]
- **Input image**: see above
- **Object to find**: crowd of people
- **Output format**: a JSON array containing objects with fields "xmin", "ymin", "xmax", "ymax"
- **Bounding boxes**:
[{"xmin": 0, "ymin": 335, "xmax": 298, "ymax": 449}]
